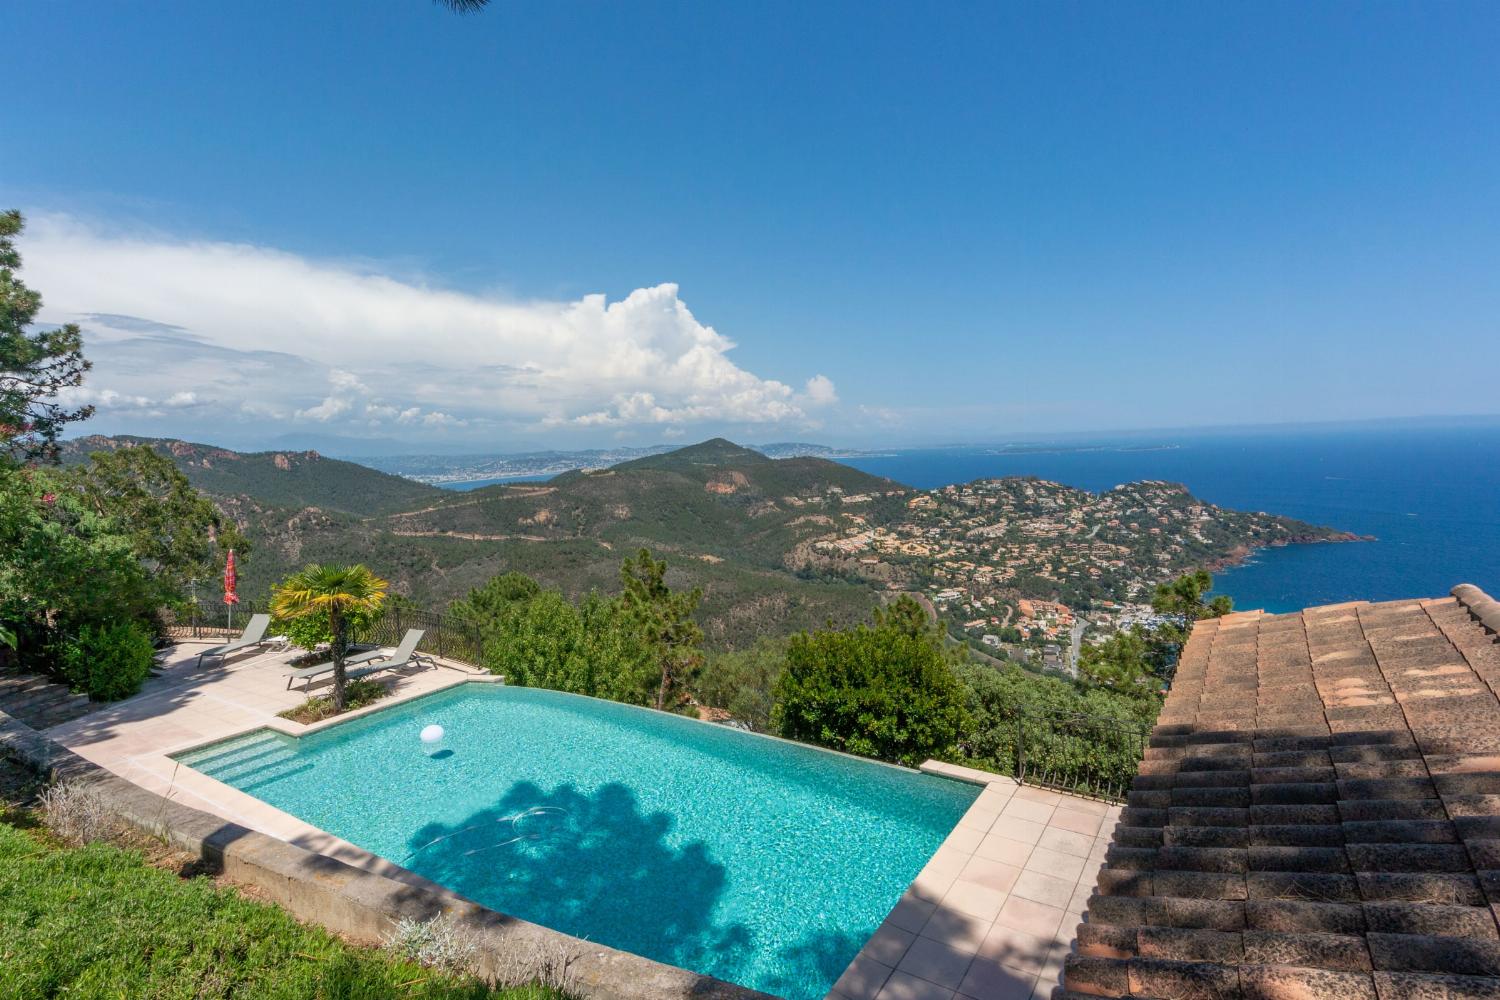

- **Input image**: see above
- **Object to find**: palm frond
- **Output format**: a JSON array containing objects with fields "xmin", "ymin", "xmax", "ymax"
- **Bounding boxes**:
[
  {"xmin": 270, "ymin": 564, "xmax": 389, "ymax": 620},
  {"xmin": 434, "ymin": 0, "xmax": 488, "ymax": 12}
]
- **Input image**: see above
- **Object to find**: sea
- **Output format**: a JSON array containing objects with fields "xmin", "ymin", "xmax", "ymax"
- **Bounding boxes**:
[{"xmin": 837, "ymin": 425, "xmax": 1500, "ymax": 614}]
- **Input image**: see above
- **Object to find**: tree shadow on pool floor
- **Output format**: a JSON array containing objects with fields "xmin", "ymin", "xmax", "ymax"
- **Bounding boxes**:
[{"xmin": 404, "ymin": 781, "xmax": 753, "ymax": 972}]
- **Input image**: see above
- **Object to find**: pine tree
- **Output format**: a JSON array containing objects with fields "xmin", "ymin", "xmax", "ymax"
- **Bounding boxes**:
[
  {"xmin": 619, "ymin": 549, "xmax": 703, "ymax": 711},
  {"xmin": 1, "ymin": 210, "xmax": 93, "ymax": 464}
]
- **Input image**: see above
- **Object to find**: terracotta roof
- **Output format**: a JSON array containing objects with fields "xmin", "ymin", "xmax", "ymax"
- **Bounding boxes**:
[{"xmin": 1061, "ymin": 584, "xmax": 1500, "ymax": 1000}]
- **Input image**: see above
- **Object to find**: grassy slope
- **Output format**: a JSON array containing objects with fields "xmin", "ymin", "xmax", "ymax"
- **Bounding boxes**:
[{"xmin": 0, "ymin": 819, "xmax": 564, "ymax": 1000}]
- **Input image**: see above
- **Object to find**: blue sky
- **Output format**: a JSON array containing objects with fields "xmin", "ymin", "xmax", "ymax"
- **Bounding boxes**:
[{"xmin": 6, "ymin": 1, "xmax": 1499, "ymax": 453}]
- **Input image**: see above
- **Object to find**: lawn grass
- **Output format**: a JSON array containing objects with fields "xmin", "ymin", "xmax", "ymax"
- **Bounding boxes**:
[{"xmin": 0, "ymin": 818, "xmax": 567, "ymax": 1000}]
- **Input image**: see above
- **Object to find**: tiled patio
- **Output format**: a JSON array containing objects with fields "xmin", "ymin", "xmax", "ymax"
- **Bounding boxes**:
[
  {"xmin": 831, "ymin": 762, "xmax": 1120, "ymax": 1000},
  {"xmin": 44, "ymin": 639, "xmax": 488, "ymax": 882}
]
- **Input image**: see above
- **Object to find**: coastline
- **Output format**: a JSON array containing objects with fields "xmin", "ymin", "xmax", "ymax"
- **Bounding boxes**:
[{"xmin": 1203, "ymin": 530, "xmax": 1375, "ymax": 575}]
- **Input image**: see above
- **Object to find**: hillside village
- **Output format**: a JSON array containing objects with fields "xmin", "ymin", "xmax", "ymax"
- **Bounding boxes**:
[{"xmin": 806, "ymin": 476, "xmax": 1360, "ymax": 666}]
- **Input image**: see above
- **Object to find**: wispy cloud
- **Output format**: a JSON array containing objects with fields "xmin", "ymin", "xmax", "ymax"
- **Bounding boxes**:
[{"xmin": 26, "ymin": 213, "xmax": 839, "ymax": 446}]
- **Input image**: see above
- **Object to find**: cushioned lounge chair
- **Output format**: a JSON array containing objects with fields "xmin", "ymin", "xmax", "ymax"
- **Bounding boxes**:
[
  {"xmin": 283, "ymin": 629, "xmax": 434, "ymax": 691},
  {"xmin": 196, "ymin": 614, "xmax": 273, "ymax": 668}
]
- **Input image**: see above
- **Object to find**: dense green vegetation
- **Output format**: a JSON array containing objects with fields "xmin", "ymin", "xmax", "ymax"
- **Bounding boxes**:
[
  {"xmin": 452, "ymin": 561, "xmax": 1223, "ymax": 795},
  {"xmin": 955, "ymin": 661, "xmax": 1158, "ymax": 796},
  {"xmin": 56, "ymin": 620, "xmax": 156, "ymax": 702},
  {"xmin": 693, "ymin": 638, "xmax": 785, "ymax": 732},
  {"xmin": 0, "ymin": 819, "xmax": 565, "ymax": 1000},
  {"xmin": 0, "ymin": 441, "xmax": 235, "ymax": 700},
  {"xmin": 773, "ymin": 597, "xmax": 969, "ymax": 766}
]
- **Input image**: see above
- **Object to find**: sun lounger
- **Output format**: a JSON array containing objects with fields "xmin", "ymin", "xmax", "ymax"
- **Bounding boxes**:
[
  {"xmin": 196, "ymin": 614, "xmax": 273, "ymax": 668},
  {"xmin": 283, "ymin": 629, "xmax": 434, "ymax": 691}
]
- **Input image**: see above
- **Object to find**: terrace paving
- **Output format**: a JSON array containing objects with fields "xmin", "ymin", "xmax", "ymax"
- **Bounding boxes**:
[
  {"xmin": 1059, "ymin": 585, "xmax": 1500, "ymax": 1000},
  {"xmin": 830, "ymin": 761, "xmax": 1122, "ymax": 1000}
]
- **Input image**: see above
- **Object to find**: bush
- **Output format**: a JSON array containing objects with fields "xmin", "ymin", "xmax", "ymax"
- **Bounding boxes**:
[
  {"xmin": 273, "ymin": 603, "xmax": 380, "ymax": 654},
  {"xmin": 774, "ymin": 607, "xmax": 968, "ymax": 766},
  {"xmin": 954, "ymin": 660, "xmax": 1156, "ymax": 796},
  {"xmin": 469, "ymin": 582, "xmax": 657, "ymax": 706},
  {"xmin": 693, "ymin": 637, "xmax": 784, "ymax": 731},
  {"xmin": 278, "ymin": 678, "xmax": 390, "ymax": 724},
  {"xmin": 58, "ymin": 620, "xmax": 155, "ymax": 701}
]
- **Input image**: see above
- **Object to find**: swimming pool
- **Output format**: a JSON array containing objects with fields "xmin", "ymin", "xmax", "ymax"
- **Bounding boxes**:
[{"xmin": 175, "ymin": 683, "xmax": 977, "ymax": 999}]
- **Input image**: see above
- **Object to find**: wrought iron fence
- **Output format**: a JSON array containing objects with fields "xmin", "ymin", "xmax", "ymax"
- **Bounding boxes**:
[
  {"xmin": 170, "ymin": 600, "xmax": 485, "ymax": 669},
  {"xmin": 359, "ymin": 605, "xmax": 484, "ymax": 667},
  {"xmin": 1011, "ymin": 709, "xmax": 1150, "ymax": 802},
  {"xmin": 169, "ymin": 601, "xmax": 270, "ymax": 641}
]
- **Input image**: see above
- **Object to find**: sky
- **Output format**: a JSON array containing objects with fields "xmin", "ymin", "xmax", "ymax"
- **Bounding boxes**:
[{"xmin": 5, "ymin": 2, "xmax": 1499, "ymax": 454}]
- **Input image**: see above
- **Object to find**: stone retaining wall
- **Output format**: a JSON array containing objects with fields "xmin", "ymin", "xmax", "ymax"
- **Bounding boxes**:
[{"xmin": 0, "ymin": 707, "xmax": 775, "ymax": 1000}]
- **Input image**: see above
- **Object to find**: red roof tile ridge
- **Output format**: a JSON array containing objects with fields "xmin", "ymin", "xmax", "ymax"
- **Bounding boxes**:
[{"xmin": 1453, "ymin": 584, "xmax": 1500, "ymax": 635}]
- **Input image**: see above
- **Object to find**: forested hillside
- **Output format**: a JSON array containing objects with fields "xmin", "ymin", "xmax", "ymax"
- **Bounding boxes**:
[
  {"xmin": 59, "ymin": 436, "xmax": 444, "ymax": 516},
  {"xmin": 61, "ymin": 436, "xmax": 901, "ymax": 647},
  {"xmin": 55, "ymin": 434, "xmax": 1353, "ymax": 652}
]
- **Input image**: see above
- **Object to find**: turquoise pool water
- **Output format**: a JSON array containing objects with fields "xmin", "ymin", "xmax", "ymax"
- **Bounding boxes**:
[{"xmin": 175, "ymin": 684, "xmax": 977, "ymax": 999}]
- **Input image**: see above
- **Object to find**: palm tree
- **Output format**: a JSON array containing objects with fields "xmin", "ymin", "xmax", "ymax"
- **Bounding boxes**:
[{"xmin": 272, "ymin": 564, "xmax": 389, "ymax": 712}]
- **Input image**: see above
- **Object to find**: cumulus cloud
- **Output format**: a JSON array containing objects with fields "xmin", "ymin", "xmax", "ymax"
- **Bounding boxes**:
[
  {"xmin": 58, "ymin": 385, "xmax": 206, "ymax": 416},
  {"xmin": 22, "ymin": 213, "xmax": 839, "ymax": 445}
]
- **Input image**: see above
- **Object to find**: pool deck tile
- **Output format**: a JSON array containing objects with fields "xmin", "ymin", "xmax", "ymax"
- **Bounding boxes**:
[{"xmin": 833, "ymin": 763, "xmax": 1117, "ymax": 1000}]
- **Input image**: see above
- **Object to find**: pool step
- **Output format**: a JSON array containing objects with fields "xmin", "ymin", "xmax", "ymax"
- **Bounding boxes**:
[{"xmin": 182, "ymin": 732, "xmax": 308, "ymax": 786}]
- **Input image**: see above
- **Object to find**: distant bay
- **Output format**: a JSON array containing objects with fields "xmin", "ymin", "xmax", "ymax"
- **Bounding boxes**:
[
  {"xmin": 838, "ymin": 426, "xmax": 1500, "ymax": 614},
  {"xmin": 441, "ymin": 473, "xmax": 556, "ymax": 491}
]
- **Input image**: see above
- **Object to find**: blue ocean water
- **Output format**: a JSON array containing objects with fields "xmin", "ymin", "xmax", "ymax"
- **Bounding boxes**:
[
  {"xmin": 842, "ymin": 426, "xmax": 1500, "ymax": 613},
  {"xmin": 441, "ymin": 473, "xmax": 555, "ymax": 491},
  {"xmin": 177, "ymin": 684, "xmax": 976, "ymax": 1000}
]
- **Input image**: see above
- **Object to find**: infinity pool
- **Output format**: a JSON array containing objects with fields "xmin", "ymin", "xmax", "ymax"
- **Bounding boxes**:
[{"xmin": 176, "ymin": 683, "xmax": 976, "ymax": 999}]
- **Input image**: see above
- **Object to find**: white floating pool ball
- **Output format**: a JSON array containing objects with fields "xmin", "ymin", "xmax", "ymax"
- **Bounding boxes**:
[{"xmin": 420, "ymin": 724, "xmax": 445, "ymax": 744}]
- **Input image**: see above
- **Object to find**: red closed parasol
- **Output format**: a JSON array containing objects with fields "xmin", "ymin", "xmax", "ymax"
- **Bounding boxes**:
[{"xmin": 223, "ymin": 549, "xmax": 240, "ymax": 605}]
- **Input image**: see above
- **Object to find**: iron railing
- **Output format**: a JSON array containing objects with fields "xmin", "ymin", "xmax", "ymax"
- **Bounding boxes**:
[
  {"xmin": 170, "ymin": 600, "xmax": 269, "ymax": 640},
  {"xmin": 359, "ymin": 605, "xmax": 484, "ymax": 667},
  {"xmin": 170, "ymin": 600, "xmax": 485, "ymax": 668}
]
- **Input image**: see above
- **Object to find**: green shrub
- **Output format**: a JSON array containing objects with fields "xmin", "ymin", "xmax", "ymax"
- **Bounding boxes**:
[
  {"xmin": 58, "ymin": 620, "xmax": 155, "ymax": 701},
  {"xmin": 774, "ymin": 602, "xmax": 968, "ymax": 766},
  {"xmin": 476, "ymin": 589, "xmax": 656, "ymax": 705},
  {"xmin": 693, "ymin": 637, "xmax": 785, "ymax": 731},
  {"xmin": 273, "ymin": 603, "xmax": 380, "ymax": 654},
  {"xmin": 278, "ymin": 678, "xmax": 390, "ymax": 724},
  {"xmin": 954, "ymin": 660, "xmax": 1156, "ymax": 795}
]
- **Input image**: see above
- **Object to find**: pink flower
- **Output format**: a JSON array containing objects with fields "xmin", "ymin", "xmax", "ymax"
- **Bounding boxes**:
[{"xmin": 41, "ymin": 493, "xmax": 57, "ymax": 506}]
